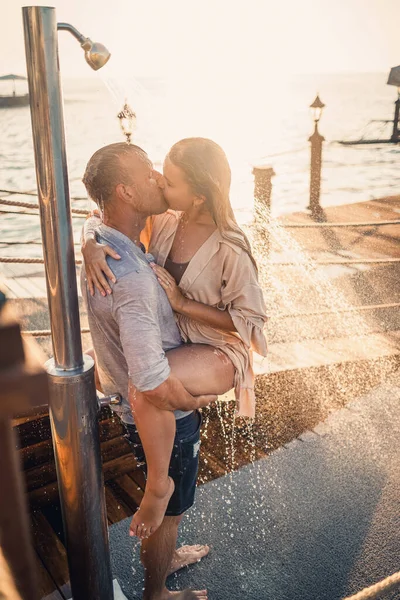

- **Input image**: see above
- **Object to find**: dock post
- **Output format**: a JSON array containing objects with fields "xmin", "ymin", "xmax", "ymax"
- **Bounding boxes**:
[
  {"xmin": 308, "ymin": 95, "xmax": 325, "ymax": 221},
  {"xmin": 391, "ymin": 93, "xmax": 400, "ymax": 142},
  {"xmin": 252, "ymin": 165, "xmax": 275, "ymax": 254},
  {"xmin": 22, "ymin": 7, "xmax": 113, "ymax": 599}
]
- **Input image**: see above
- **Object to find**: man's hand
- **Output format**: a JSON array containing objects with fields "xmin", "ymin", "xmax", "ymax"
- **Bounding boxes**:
[
  {"xmin": 141, "ymin": 376, "xmax": 218, "ymax": 413},
  {"xmin": 82, "ymin": 239, "xmax": 120, "ymax": 296},
  {"xmin": 193, "ymin": 394, "xmax": 218, "ymax": 409}
]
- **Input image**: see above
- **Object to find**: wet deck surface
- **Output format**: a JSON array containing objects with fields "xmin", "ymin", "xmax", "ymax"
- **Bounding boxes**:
[
  {"xmin": 3, "ymin": 196, "xmax": 400, "ymax": 374},
  {"xmin": 110, "ymin": 377, "xmax": 400, "ymax": 600},
  {"xmin": 2, "ymin": 196, "xmax": 400, "ymax": 598}
]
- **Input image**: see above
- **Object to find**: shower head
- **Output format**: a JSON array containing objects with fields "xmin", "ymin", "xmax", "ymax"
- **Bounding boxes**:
[
  {"xmin": 81, "ymin": 39, "xmax": 111, "ymax": 71},
  {"xmin": 57, "ymin": 23, "xmax": 111, "ymax": 71}
]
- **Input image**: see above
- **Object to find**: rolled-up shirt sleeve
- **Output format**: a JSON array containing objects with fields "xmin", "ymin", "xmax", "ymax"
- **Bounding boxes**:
[
  {"xmin": 218, "ymin": 249, "xmax": 269, "ymax": 356},
  {"xmin": 112, "ymin": 271, "xmax": 170, "ymax": 392}
]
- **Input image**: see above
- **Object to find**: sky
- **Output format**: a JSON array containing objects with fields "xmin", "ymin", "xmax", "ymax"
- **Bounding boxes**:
[{"xmin": 1, "ymin": 0, "xmax": 400, "ymax": 80}]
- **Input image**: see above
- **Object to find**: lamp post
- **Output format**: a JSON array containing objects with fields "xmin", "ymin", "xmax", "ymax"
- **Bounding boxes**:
[
  {"xmin": 252, "ymin": 165, "xmax": 275, "ymax": 214},
  {"xmin": 22, "ymin": 7, "xmax": 113, "ymax": 599},
  {"xmin": 308, "ymin": 94, "xmax": 325, "ymax": 220},
  {"xmin": 118, "ymin": 101, "xmax": 136, "ymax": 143},
  {"xmin": 391, "ymin": 88, "xmax": 400, "ymax": 143},
  {"xmin": 387, "ymin": 67, "xmax": 400, "ymax": 143}
]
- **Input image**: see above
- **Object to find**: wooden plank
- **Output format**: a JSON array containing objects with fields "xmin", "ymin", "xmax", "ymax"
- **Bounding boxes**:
[
  {"xmin": 101, "ymin": 435, "xmax": 131, "ymax": 463},
  {"xmin": 13, "ymin": 406, "xmax": 109, "ymax": 429},
  {"xmin": 31, "ymin": 511, "xmax": 71, "ymax": 599},
  {"xmin": 20, "ymin": 433, "xmax": 129, "ymax": 472},
  {"xmin": 0, "ymin": 262, "xmax": 45, "ymax": 279},
  {"xmin": 103, "ymin": 453, "xmax": 137, "ymax": 481},
  {"xmin": 99, "ymin": 416, "xmax": 126, "ymax": 442},
  {"xmin": 13, "ymin": 404, "xmax": 49, "ymax": 424},
  {"xmin": 20, "ymin": 438, "xmax": 54, "ymax": 470},
  {"xmin": 14, "ymin": 414, "xmax": 51, "ymax": 448},
  {"xmin": 0, "ymin": 263, "xmax": 17, "ymax": 279},
  {"xmin": 114, "ymin": 473, "xmax": 144, "ymax": 509},
  {"xmin": 1, "ymin": 280, "xmax": 17, "ymax": 298},
  {"xmin": 17, "ymin": 277, "xmax": 46, "ymax": 299},
  {"xmin": 25, "ymin": 277, "xmax": 48, "ymax": 297},
  {"xmin": 33, "ymin": 551, "xmax": 65, "ymax": 600},
  {"xmin": 29, "ymin": 481, "xmax": 59, "ymax": 508},
  {"xmin": 25, "ymin": 437, "xmax": 135, "ymax": 492},
  {"xmin": 105, "ymin": 485, "xmax": 132, "ymax": 524},
  {"xmin": 2, "ymin": 273, "xmax": 81, "ymax": 299},
  {"xmin": 42, "ymin": 591, "xmax": 65, "ymax": 600},
  {"xmin": 26, "ymin": 460, "xmax": 57, "ymax": 492},
  {"xmin": 2, "ymin": 277, "xmax": 33, "ymax": 299},
  {"xmin": 5, "ymin": 276, "xmax": 44, "ymax": 299},
  {"xmin": 15, "ymin": 414, "xmax": 123, "ymax": 450},
  {"xmin": 28, "ymin": 452, "xmax": 135, "ymax": 506},
  {"xmin": 127, "ymin": 468, "xmax": 146, "ymax": 490}
]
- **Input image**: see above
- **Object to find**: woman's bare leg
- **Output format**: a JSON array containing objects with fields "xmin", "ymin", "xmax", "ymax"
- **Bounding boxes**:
[
  {"xmin": 166, "ymin": 344, "xmax": 235, "ymax": 396},
  {"xmin": 130, "ymin": 344, "xmax": 235, "ymax": 539},
  {"xmin": 84, "ymin": 346, "xmax": 175, "ymax": 540},
  {"xmin": 129, "ymin": 387, "xmax": 176, "ymax": 540},
  {"xmin": 129, "ymin": 344, "xmax": 234, "ymax": 540}
]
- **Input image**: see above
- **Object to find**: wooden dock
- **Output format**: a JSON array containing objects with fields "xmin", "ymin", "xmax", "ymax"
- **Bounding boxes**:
[{"xmin": 2, "ymin": 195, "xmax": 400, "ymax": 597}]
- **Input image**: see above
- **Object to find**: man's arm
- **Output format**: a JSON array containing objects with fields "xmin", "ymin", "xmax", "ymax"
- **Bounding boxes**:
[
  {"xmin": 82, "ymin": 212, "xmax": 102, "ymax": 243},
  {"xmin": 138, "ymin": 374, "xmax": 215, "ymax": 412}
]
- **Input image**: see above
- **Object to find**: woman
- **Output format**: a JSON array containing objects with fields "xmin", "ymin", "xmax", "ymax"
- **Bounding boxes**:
[{"xmin": 82, "ymin": 138, "xmax": 268, "ymax": 539}]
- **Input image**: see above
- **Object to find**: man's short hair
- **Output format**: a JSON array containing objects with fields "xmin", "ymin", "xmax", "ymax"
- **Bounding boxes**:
[{"xmin": 82, "ymin": 143, "xmax": 150, "ymax": 210}]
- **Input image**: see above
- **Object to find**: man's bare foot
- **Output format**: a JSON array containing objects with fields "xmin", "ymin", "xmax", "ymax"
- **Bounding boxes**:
[
  {"xmin": 130, "ymin": 477, "xmax": 175, "ymax": 539},
  {"xmin": 168, "ymin": 545, "xmax": 210, "ymax": 576},
  {"xmin": 161, "ymin": 589, "xmax": 207, "ymax": 599}
]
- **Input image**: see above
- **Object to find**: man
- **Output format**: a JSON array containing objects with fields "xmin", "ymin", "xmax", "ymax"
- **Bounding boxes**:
[{"xmin": 81, "ymin": 143, "xmax": 210, "ymax": 600}]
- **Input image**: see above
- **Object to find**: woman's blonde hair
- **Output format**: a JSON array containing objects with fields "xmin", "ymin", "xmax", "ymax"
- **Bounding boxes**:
[{"xmin": 167, "ymin": 138, "xmax": 258, "ymax": 271}]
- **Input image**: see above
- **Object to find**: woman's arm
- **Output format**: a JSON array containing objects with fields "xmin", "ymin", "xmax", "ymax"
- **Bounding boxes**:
[
  {"xmin": 82, "ymin": 212, "xmax": 102, "ymax": 243},
  {"xmin": 150, "ymin": 264, "xmax": 237, "ymax": 333},
  {"xmin": 81, "ymin": 214, "xmax": 121, "ymax": 296},
  {"xmin": 177, "ymin": 297, "xmax": 236, "ymax": 332}
]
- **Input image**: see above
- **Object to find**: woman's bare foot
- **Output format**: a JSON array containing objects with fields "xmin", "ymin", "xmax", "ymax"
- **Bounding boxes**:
[
  {"xmin": 130, "ymin": 477, "xmax": 175, "ymax": 539},
  {"xmin": 168, "ymin": 545, "xmax": 210, "ymax": 576}
]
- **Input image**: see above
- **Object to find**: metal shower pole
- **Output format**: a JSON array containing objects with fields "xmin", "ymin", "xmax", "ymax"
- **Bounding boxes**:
[{"xmin": 22, "ymin": 7, "xmax": 113, "ymax": 599}]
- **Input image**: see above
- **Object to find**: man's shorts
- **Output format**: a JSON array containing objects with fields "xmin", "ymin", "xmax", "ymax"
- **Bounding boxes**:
[{"xmin": 124, "ymin": 410, "xmax": 202, "ymax": 516}]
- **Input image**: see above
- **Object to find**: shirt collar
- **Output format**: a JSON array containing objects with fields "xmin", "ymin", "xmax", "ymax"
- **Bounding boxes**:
[{"xmin": 98, "ymin": 224, "xmax": 151, "ymax": 260}]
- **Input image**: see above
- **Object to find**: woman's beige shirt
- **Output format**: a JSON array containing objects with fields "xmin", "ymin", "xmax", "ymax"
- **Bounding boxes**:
[{"xmin": 148, "ymin": 211, "xmax": 268, "ymax": 418}]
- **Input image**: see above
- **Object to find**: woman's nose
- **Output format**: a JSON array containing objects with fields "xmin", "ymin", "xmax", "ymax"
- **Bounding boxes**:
[{"xmin": 154, "ymin": 170, "xmax": 166, "ymax": 189}]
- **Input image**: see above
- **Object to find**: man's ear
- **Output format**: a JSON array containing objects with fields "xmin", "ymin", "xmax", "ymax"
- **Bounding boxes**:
[{"xmin": 115, "ymin": 183, "xmax": 135, "ymax": 204}]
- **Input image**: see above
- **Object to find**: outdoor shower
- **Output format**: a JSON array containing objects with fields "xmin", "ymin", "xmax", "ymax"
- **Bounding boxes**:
[{"xmin": 23, "ymin": 7, "xmax": 114, "ymax": 599}]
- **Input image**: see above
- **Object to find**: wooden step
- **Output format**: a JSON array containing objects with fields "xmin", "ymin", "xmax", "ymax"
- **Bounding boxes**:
[
  {"xmin": 20, "ymin": 433, "xmax": 131, "ymax": 472},
  {"xmin": 35, "ymin": 551, "xmax": 66, "ymax": 600},
  {"xmin": 15, "ymin": 411, "xmax": 125, "ymax": 450},
  {"xmin": 105, "ymin": 485, "xmax": 132, "ymax": 525},
  {"xmin": 28, "ymin": 453, "xmax": 142, "ymax": 507},
  {"xmin": 113, "ymin": 473, "xmax": 144, "ymax": 509},
  {"xmin": 31, "ymin": 511, "xmax": 71, "ymax": 599}
]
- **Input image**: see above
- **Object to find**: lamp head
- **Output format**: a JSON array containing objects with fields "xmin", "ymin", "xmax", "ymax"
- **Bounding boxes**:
[
  {"xmin": 310, "ymin": 94, "xmax": 325, "ymax": 123},
  {"xmin": 117, "ymin": 102, "xmax": 136, "ymax": 143}
]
